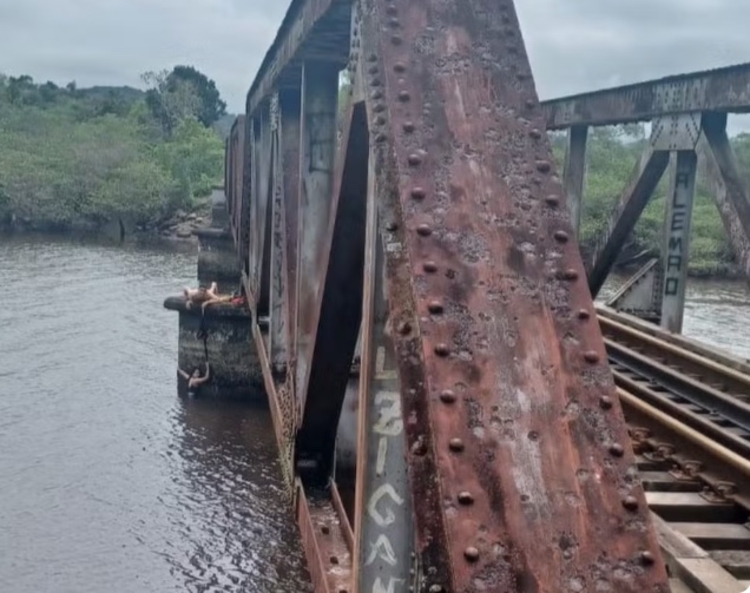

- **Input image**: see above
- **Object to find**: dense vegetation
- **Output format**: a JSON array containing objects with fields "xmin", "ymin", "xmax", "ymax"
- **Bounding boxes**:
[
  {"xmin": 549, "ymin": 125, "xmax": 750, "ymax": 276},
  {"xmin": 0, "ymin": 67, "xmax": 229, "ymax": 234},
  {"xmin": 2, "ymin": 68, "xmax": 750, "ymax": 274}
]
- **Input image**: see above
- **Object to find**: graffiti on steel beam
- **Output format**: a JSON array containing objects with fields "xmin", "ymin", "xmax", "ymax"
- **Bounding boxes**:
[
  {"xmin": 355, "ymin": 169, "xmax": 414, "ymax": 593},
  {"xmin": 662, "ymin": 150, "xmax": 697, "ymax": 332}
]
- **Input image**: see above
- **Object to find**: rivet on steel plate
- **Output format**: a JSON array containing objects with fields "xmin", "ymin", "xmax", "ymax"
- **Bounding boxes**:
[
  {"xmin": 391, "ymin": 35, "xmax": 403, "ymax": 45},
  {"xmin": 527, "ymin": 430, "xmax": 539, "ymax": 441},
  {"xmin": 397, "ymin": 321, "xmax": 412, "ymax": 335},
  {"xmin": 371, "ymin": 78, "xmax": 382, "ymax": 87},
  {"xmin": 608, "ymin": 443, "xmax": 625, "ymax": 457},
  {"xmin": 371, "ymin": 90, "xmax": 383, "ymax": 100},
  {"xmin": 373, "ymin": 103, "xmax": 386, "ymax": 113},
  {"xmin": 330, "ymin": 556, "xmax": 339, "ymax": 564},
  {"xmin": 398, "ymin": 90, "xmax": 411, "ymax": 102},
  {"xmin": 439, "ymin": 389, "xmax": 456, "ymax": 404},
  {"xmin": 545, "ymin": 194, "xmax": 560, "ymax": 207},
  {"xmin": 367, "ymin": 53, "xmax": 377, "ymax": 62},
  {"xmin": 368, "ymin": 64, "xmax": 379, "ymax": 75},
  {"xmin": 408, "ymin": 153, "xmax": 422, "ymax": 166},
  {"xmin": 640, "ymin": 551, "xmax": 655, "ymax": 566},
  {"xmin": 402, "ymin": 121, "xmax": 415, "ymax": 133},
  {"xmin": 388, "ymin": 18, "xmax": 400, "ymax": 28},
  {"xmin": 386, "ymin": 4, "xmax": 398, "ymax": 14},
  {"xmin": 386, "ymin": 221, "xmax": 398, "ymax": 231},
  {"xmin": 428, "ymin": 585, "xmax": 444, "ymax": 593},
  {"xmin": 458, "ymin": 491, "xmax": 474, "ymax": 505},
  {"xmin": 394, "ymin": 62, "xmax": 406, "ymax": 73},
  {"xmin": 561, "ymin": 268, "xmax": 579, "ymax": 281},
  {"xmin": 411, "ymin": 439, "xmax": 427, "ymax": 456},
  {"xmin": 529, "ymin": 128, "xmax": 542, "ymax": 139},
  {"xmin": 427, "ymin": 300, "xmax": 444, "ymax": 314},
  {"xmin": 411, "ymin": 187, "xmax": 426, "ymax": 200},
  {"xmin": 599, "ymin": 396, "xmax": 613, "ymax": 410},
  {"xmin": 553, "ymin": 230, "xmax": 569, "ymax": 243},
  {"xmin": 577, "ymin": 309, "xmax": 590, "ymax": 320},
  {"xmin": 583, "ymin": 351, "xmax": 600, "ymax": 363},
  {"xmin": 375, "ymin": 133, "xmax": 387, "ymax": 143},
  {"xmin": 423, "ymin": 261, "xmax": 438, "ymax": 273},
  {"xmin": 416, "ymin": 224, "xmax": 432, "ymax": 237},
  {"xmin": 622, "ymin": 496, "xmax": 639, "ymax": 511},
  {"xmin": 435, "ymin": 343, "xmax": 450, "ymax": 357},
  {"xmin": 464, "ymin": 546, "xmax": 479, "ymax": 562},
  {"xmin": 449, "ymin": 438, "xmax": 464, "ymax": 452},
  {"xmin": 321, "ymin": 525, "xmax": 330, "ymax": 534},
  {"xmin": 374, "ymin": 115, "xmax": 386, "ymax": 126}
]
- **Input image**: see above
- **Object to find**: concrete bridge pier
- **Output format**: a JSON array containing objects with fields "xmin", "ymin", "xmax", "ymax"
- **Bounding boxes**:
[
  {"xmin": 195, "ymin": 227, "xmax": 242, "ymax": 294},
  {"xmin": 163, "ymin": 297, "xmax": 264, "ymax": 401},
  {"xmin": 163, "ymin": 187, "xmax": 264, "ymax": 401}
]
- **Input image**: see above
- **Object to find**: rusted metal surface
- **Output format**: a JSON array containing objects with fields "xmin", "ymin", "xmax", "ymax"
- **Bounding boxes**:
[
  {"xmin": 588, "ymin": 146, "xmax": 670, "ymax": 297},
  {"xmin": 562, "ymin": 125, "xmax": 588, "ymax": 236},
  {"xmin": 244, "ymin": 0, "xmax": 350, "ymax": 116},
  {"xmin": 352, "ymin": 166, "xmax": 414, "ymax": 593},
  {"xmin": 660, "ymin": 151, "xmax": 698, "ymax": 333},
  {"xmin": 330, "ymin": 480, "xmax": 354, "ymax": 552},
  {"xmin": 296, "ymin": 480, "xmax": 352, "ymax": 593},
  {"xmin": 358, "ymin": 0, "xmax": 669, "ymax": 590},
  {"xmin": 279, "ymin": 88, "xmax": 302, "ymax": 377},
  {"xmin": 296, "ymin": 100, "xmax": 368, "ymax": 482},
  {"xmin": 541, "ymin": 61, "xmax": 750, "ymax": 130},
  {"xmin": 294, "ymin": 61, "xmax": 340, "ymax": 417},
  {"xmin": 702, "ymin": 112, "xmax": 750, "ymax": 281},
  {"xmin": 270, "ymin": 92, "xmax": 289, "ymax": 370}
]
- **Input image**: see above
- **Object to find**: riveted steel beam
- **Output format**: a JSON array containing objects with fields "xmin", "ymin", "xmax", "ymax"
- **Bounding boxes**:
[
  {"xmin": 542, "ymin": 61, "xmax": 750, "ymax": 130},
  {"xmin": 356, "ymin": 0, "xmax": 670, "ymax": 591}
]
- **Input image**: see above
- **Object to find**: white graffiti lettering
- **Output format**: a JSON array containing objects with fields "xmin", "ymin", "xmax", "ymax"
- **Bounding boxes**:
[
  {"xmin": 373, "ymin": 391, "xmax": 402, "ymax": 436},
  {"xmin": 372, "ymin": 577, "xmax": 404, "ymax": 593},
  {"xmin": 366, "ymin": 534, "xmax": 398, "ymax": 566},
  {"xmin": 367, "ymin": 483, "xmax": 404, "ymax": 527}
]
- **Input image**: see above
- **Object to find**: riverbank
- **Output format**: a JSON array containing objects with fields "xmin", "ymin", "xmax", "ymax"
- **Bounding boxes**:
[{"xmin": 0, "ymin": 193, "xmax": 215, "ymax": 245}]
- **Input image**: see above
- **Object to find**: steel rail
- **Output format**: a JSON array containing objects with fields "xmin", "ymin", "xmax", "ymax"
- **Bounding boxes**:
[
  {"xmin": 619, "ymin": 387, "xmax": 750, "ymax": 482},
  {"xmin": 599, "ymin": 314, "xmax": 750, "ymax": 398},
  {"xmin": 605, "ymin": 338, "xmax": 750, "ymax": 432}
]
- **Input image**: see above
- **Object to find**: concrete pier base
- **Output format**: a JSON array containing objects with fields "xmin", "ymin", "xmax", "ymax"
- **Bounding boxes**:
[
  {"xmin": 164, "ymin": 297, "xmax": 265, "ymax": 401},
  {"xmin": 195, "ymin": 228, "xmax": 240, "ymax": 293}
]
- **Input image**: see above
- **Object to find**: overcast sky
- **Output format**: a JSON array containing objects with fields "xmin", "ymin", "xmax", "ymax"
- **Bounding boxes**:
[{"xmin": 1, "ymin": 0, "xmax": 749, "ymax": 122}]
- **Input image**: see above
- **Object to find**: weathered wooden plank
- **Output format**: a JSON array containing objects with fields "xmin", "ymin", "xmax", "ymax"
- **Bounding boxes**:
[
  {"xmin": 673, "ymin": 523, "xmax": 750, "ymax": 550},
  {"xmin": 646, "ymin": 492, "xmax": 738, "ymax": 523}
]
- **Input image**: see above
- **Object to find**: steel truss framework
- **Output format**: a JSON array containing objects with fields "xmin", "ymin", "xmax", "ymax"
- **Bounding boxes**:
[
  {"xmin": 541, "ymin": 68, "xmax": 750, "ymax": 334},
  {"xmin": 224, "ymin": 1, "xmax": 670, "ymax": 591}
]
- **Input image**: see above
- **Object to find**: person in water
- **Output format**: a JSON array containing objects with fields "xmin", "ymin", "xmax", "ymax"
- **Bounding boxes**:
[{"xmin": 178, "ymin": 362, "xmax": 211, "ymax": 396}]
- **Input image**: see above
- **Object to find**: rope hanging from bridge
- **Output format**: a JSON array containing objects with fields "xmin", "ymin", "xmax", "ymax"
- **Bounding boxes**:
[{"xmin": 197, "ymin": 309, "xmax": 209, "ymax": 366}]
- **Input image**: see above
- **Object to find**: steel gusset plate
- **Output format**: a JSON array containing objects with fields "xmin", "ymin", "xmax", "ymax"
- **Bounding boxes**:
[{"xmin": 356, "ymin": 0, "xmax": 671, "ymax": 592}]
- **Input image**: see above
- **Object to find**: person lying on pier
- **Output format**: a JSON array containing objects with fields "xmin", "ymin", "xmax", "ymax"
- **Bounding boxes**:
[
  {"xmin": 178, "ymin": 362, "xmax": 211, "ymax": 396},
  {"xmin": 182, "ymin": 282, "xmax": 219, "ymax": 310}
]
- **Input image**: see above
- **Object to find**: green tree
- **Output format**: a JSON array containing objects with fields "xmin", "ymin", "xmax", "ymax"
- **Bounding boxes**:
[{"xmin": 142, "ymin": 65, "xmax": 226, "ymax": 134}]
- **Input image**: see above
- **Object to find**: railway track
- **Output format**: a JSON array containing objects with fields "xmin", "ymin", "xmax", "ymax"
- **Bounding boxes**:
[{"xmin": 597, "ymin": 306, "xmax": 750, "ymax": 593}]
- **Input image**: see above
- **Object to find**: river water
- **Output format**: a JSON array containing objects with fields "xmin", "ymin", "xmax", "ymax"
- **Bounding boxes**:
[
  {"xmin": 0, "ymin": 236, "xmax": 748, "ymax": 593},
  {"xmin": 0, "ymin": 236, "xmax": 310, "ymax": 593}
]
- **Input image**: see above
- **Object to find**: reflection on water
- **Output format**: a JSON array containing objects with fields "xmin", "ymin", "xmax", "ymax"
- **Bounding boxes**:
[{"xmin": 0, "ymin": 235, "xmax": 309, "ymax": 593}]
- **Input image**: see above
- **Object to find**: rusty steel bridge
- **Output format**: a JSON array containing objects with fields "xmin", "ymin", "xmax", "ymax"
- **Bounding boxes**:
[{"xmin": 214, "ymin": 0, "xmax": 750, "ymax": 591}]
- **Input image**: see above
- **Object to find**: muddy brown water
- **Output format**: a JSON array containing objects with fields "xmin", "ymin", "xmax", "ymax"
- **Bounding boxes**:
[{"xmin": 1, "ymin": 235, "xmax": 748, "ymax": 592}]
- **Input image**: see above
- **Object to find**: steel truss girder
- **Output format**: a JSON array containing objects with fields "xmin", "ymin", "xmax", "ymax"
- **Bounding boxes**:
[{"xmin": 227, "ymin": 0, "xmax": 672, "ymax": 592}]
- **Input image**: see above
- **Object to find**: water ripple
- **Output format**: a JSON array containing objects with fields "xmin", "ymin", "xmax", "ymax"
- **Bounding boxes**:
[{"xmin": 0, "ymin": 235, "xmax": 310, "ymax": 593}]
